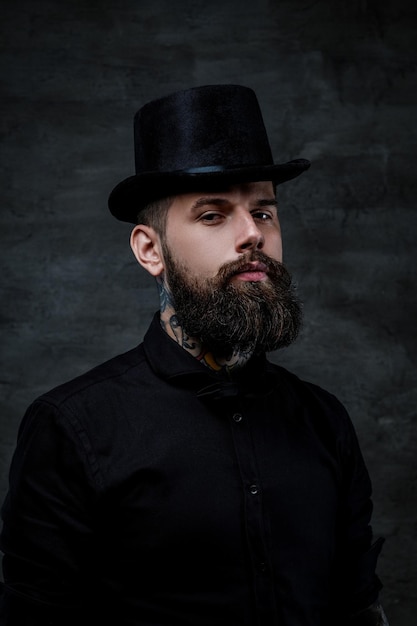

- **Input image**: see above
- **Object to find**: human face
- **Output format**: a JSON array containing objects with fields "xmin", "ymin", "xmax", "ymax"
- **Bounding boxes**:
[
  {"xmin": 163, "ymin": 181, "xmax": 283, "ymax": 282},
  {"xmin": 162, "ymin": 242, "xmax": 302, "ymax": 357}
]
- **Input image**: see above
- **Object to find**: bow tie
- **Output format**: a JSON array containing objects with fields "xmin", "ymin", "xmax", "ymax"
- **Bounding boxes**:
[{"xmin": 196, "ymin": 376, "xmax": 275, "ymax": 401}]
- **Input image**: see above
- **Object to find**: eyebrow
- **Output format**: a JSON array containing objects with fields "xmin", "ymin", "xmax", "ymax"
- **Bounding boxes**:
[
  {"xmin": 255, "ymin": 198, "xmax": 278, "ymax": 209},
  {"xmin": 189, "ymin": 196, "xmax": 278, "ymax": 212}
]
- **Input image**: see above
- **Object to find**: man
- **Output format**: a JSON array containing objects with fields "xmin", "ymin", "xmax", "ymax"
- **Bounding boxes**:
[{"xmin": 0, "ymin": 85, "xmax": 388, "ymax": 625}]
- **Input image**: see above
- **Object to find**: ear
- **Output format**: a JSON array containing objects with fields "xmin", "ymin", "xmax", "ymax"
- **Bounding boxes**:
[{"xmin": 130, "ymin": 225, "xmax": 165, "ymax": 277}]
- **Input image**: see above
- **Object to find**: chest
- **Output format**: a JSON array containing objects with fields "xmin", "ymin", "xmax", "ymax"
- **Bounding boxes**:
[{"xmin": 96, "ymin": 388, "xmax": 342, "ymax": 564}]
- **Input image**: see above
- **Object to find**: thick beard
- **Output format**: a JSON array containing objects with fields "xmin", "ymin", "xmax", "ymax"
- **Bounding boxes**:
[{"xmin": 162, "ymin": 245, "xmax": 303, "ymax": 358}]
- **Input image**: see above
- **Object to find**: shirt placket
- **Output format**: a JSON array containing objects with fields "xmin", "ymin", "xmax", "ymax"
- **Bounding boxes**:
[{"xmin": 229, "ymin": 403, "xmax": 278, "ymax": 625}]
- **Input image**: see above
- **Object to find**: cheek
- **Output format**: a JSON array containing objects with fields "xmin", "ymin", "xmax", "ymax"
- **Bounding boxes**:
[
  {"xmin": 190, "ymin": 252, "xmax": 221, "ymax": 279},
  {"xmin": 264, "ymin": 233, "xmax": 283, "ymax": 263},
  {"xmin": 177, "ymin": 236, "xmax": 225, "ymax": 275},
  {"xmin": 165, "ymin": 237, "xmax": 218, "ymax": 279}
]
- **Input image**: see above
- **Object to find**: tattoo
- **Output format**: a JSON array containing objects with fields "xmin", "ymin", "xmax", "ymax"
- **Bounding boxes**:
[
  {"xmin": 157, "ymin": 274, "xmax": 255, "ymax": 373},
  {"xmin": 199, "ymin": 345, "xmax": 255, "ymax": 376},
  {"xmin": 156, "ymin": 275, "xmax": 174, "ymax": 313},
  {"xmin": 182, "ymin": 333, "xmax": 198, "ymax": 351},
  {"xmin": 169, "ymin": 315, "xmax": 183, "ymax": 345}
]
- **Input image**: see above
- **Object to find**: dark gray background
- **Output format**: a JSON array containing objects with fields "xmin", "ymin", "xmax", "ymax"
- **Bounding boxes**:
[{"xmin": 1, "ymin": 0, "xmax": 416, "ymax": 623}]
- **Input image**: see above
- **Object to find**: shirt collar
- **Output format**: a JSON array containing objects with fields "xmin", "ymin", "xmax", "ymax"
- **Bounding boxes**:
[{"xmin": 143, "ymin": 312, "xmax": 275, "ymax": 399}]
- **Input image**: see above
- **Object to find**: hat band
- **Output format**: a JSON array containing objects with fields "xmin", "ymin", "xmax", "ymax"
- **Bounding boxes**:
[{"xmin": 182, "ymin": 165, "xmax": 228, "ymax": 174}]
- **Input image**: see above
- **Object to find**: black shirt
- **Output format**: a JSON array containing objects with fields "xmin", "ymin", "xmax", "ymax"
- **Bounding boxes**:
[{"xmin": 0, "ymin": 313, "xmax": 382, "ymax": 625}]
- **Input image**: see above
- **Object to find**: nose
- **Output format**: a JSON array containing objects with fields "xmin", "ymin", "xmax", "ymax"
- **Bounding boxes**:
[{"xmin": 235, "ymin": 211, "xmax": 265, "ymax": 253}]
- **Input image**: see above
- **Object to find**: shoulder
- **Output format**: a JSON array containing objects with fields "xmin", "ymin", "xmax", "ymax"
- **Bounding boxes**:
[
  {"xmin": 38, "ymin": 344, "xmax": 148, "ymax": 408},
  {"xmin": 267, "ymin": 361, "xmax": 347, "ymax": 413},
  {"xmin": 18, "ymin": 344, "xmax": 155, "ymax": 439},
  {"xmin": 265, "ymin": 361, "xmax": 359, "ymax": 448},
  {"xmin": 15, "ymin": 344, "xmax": 155, "ymax": 480}
]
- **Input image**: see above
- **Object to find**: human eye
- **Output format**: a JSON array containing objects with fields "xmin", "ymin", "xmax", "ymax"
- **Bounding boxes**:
[
  {"xmin": 251, "ymin": 210, "xmax": 273, "ymax": 222},
  {"xmin": 199, "ymin": 211, "xmax": 225, "ymax": 224}
]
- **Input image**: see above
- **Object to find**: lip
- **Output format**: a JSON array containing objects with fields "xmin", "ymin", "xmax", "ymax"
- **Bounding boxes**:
[{"xmin": 233, "ymin": 261, "xmax": 269, "ymax": 282}]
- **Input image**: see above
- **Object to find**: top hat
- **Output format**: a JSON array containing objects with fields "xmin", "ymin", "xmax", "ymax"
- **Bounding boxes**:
[{"xmin": 108, "ymin": 84, "xmax": 310, "ymax": 223}]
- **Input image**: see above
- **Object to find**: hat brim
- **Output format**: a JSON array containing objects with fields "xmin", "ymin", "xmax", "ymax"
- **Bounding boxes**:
[{"xmin": 108, "ymin": 158, "xmax": 310, "ymax": 224}]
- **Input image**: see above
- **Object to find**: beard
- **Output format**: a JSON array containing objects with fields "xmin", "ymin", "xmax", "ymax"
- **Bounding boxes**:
[{"xmin": 162, "ymin": 245, "xmax": 302, "ymax": 358}]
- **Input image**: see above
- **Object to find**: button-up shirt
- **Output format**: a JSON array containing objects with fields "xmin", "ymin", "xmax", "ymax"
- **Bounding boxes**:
[{"xmin": 0, "ymin": 313, "xmax": 383, "ymax": 625}]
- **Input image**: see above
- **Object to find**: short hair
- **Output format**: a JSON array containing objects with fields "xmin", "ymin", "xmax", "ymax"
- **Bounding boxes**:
[{"xmin": 136, "ymin": 196, "xmax": 173, "ymax": 236}]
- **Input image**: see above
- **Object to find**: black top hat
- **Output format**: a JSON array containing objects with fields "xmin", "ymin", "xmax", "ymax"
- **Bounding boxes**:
[{"xmin": 108, "ymin": 85, "xmax": 310, "ymax": 223}]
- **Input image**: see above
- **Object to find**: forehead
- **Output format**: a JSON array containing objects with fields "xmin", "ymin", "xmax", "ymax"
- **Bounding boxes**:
[{"xmin": 169, "ymin": 181, "xmax": 276, "ymax": 211}]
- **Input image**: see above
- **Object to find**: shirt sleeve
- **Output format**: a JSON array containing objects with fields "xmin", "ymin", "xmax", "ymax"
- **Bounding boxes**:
[{"xmin": 0, "ymin": 398, "xmax": 104, "ymax": 624}]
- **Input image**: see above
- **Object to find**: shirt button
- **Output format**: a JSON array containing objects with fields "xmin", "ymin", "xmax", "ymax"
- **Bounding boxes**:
[
  {"xmin": 249, "ymin": 484, "xmax": 259, "ymax": 495},
  {"xmin": 232, "ymin": 413, "xmax": 243, "ymax": 423}
]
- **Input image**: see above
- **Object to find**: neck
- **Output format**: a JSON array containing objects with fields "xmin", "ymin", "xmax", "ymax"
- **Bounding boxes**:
[{"xmin": 157, "ymin": 277, "xmax": 254, "ymax": 375}]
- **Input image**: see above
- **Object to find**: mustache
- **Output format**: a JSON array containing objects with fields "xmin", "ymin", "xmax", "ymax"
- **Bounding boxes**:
[{"xmin": 215, "ymin": 251, "xmax": 291, "ymax": 287}]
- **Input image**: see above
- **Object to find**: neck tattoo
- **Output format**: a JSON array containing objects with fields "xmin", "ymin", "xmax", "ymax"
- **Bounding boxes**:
[{"xmin": 156, "ymin": 276, "xmax": 253, "ymax": 375}]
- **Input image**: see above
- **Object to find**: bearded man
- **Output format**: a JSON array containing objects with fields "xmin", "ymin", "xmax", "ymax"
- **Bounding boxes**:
[{"xmin": 0, "ymin": 85, "xmax": 388, "ymax": 625}]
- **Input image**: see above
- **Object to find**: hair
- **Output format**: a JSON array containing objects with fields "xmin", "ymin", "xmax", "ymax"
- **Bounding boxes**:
[{"xmin": 136, "ymin": 196, "xmax": 173, "ymax": 237}]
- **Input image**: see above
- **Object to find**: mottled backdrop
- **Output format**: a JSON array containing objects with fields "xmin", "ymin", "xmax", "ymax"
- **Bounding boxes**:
[{"xmin": 1, "ymin": 0, "xmax": 416, "ymax": 623}]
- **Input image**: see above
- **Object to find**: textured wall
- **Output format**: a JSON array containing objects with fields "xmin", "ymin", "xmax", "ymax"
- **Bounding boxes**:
[{"xmin": 1, "ymin": 0, "xmax": 416, "ymax": 622}]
